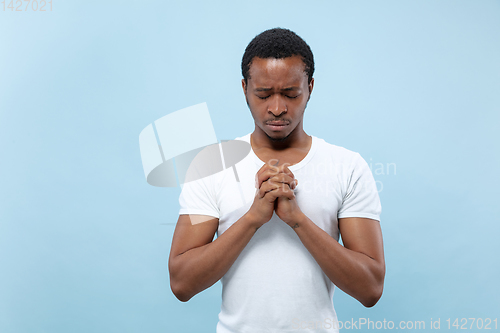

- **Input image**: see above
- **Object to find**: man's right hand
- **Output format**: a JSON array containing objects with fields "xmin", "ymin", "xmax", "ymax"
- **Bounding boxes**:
[{"xmin": 245, "ymin": 159, "xmax": 297, "ymax": 229}]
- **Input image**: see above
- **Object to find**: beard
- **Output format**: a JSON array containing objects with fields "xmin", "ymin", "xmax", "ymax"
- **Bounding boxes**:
[{"xmin": 264, "ymin": 128, "xmax": 293, "ymax": 142}]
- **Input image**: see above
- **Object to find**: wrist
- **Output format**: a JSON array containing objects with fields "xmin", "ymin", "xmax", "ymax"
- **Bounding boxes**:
[
  {"xmin": 286, "ymin": 211, "xmax": 308, "ymax": 230},
  {"xmin": 242, "ymin": 211, "xmax": 266, "ymax": 231}
]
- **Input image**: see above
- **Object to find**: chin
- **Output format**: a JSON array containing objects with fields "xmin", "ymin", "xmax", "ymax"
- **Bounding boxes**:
[{"xmin": 265, "ymin": 131, "xmax": 291, "ymax": 142}]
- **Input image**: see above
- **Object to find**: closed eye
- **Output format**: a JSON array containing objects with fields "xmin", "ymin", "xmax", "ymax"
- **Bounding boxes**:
[{"xmin": 257, "ymin": 95, "xmax": 271, "ymax": 100}]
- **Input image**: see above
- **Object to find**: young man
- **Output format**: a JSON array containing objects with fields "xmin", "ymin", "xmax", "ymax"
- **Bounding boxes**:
[{"xmin": 169, "ymin": 28, "xmax": 385, "ymax": 332}]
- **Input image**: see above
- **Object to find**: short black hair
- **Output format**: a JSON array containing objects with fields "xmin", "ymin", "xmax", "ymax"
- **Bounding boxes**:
[{"xmin": 241, "ymin": 28, "xmax": 314, "ymax": 85}]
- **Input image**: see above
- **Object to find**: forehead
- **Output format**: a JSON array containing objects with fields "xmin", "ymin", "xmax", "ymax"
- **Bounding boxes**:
[{"xmin": 248, "ymin": 56, "xmax": 307, "ymax": 86}]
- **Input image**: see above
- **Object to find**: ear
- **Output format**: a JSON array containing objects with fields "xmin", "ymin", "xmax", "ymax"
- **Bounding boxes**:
[
  {"xmin": 307, "ymin": 78, "xmax": 314, "ymax": 101},
  {"xmin": 242, "ymin": 79, "xmax": 247, "ymax": 97}
]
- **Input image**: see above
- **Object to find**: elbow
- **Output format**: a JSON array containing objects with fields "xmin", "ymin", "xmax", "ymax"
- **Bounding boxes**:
[
  {"xmin": 361, "ymin": 294, "xmax": 381, "ymax": 308},
  {"xmin": 169, "ymin": 257, "xmax": 193, "ymax": 302},
  {"xmin": 361, "ymin": 284, "xmax": 384, "ymax": 308},
  {"xmin": 361, "ymin": 262, "xmax": 385, "ymax": 308},
  {"xmin": 170, "ymin": 280, "xmax": 193, "ymax": 302}
]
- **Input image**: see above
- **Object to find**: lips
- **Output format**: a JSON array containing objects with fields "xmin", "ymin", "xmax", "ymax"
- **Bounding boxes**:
[
  {"xmin": 265, "ymin": 120, "xmax": 289, "ymax": 131},
  {"xmin": 266, "ymin": 120, "xmax": 290, "ymax": 126}
]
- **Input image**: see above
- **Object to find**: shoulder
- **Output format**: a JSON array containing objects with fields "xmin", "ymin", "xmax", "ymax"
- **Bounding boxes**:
[{"xmin": 312, "ymin": 136, "xmax": 365, "ymax": 166}]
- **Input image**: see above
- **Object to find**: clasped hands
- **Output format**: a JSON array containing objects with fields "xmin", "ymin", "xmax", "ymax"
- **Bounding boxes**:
[{"xmin": 246, "ymin": 159, "xmax": 305, "ymax": 229}]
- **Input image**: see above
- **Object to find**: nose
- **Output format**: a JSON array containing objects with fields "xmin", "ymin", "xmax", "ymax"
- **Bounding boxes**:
[{"xmin": 267, "ymin": 94, "xmax": 287, "ymax": 116}]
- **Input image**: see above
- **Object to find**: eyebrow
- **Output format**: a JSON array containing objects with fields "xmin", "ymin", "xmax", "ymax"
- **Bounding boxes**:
[{"xmin": 254, "ymin": 87, "xmax": 299, "ymax": 92}]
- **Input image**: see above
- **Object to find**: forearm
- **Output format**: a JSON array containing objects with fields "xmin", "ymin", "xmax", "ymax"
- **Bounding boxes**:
[
  {"xmin": 169, "ymin": 213, "xmax": 258, "ymax": 301},
  {"xmin": 292, "ymin": 214, "xmax": 385, "ymax": 307}
]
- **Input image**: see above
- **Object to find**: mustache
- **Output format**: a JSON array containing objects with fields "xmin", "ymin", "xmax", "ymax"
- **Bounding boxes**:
[{"xmin": 264, "ymin": 118, "xmax": 291, "ymax": 124}]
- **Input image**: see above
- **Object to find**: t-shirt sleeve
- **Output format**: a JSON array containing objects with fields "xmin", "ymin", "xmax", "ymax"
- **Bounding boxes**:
[
  {"xmin": 178, "ymin": 176, "xmax": 220, "ymax": 219},
  {"xmin": 337, "ymin": 152, "xmax": 381, "ymax": 221}
]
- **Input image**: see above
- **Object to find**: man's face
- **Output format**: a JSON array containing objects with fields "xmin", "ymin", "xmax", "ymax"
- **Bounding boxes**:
[{"xmin": 242, "ymin": 55, "xmax": 314, "ymax": 142}]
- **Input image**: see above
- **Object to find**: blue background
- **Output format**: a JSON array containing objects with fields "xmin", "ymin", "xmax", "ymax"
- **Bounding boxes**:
[{"xmin": 1, "ymin": 0, "xmax": 499, "ymax": 332}]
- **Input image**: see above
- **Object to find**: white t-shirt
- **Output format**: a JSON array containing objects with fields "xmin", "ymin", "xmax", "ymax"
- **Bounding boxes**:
[{"xmin": 178, "ymin": 133, "xmax": 381, "ymax": 333}]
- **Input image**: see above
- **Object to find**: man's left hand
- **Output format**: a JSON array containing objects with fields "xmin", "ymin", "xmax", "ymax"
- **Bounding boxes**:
[{"xmin": 269, "ymin": 165, "xmax": 304, "ymax": 227}]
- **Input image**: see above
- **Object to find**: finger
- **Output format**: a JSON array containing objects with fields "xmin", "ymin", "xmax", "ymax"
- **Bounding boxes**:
[
  {"xmin": 271, "ymin": 167, "xmax": 298, "ymax": 188},
  {"xmin": 256, "ymin": 164, "xmax": 296, "ymax": 188},
  {"xmin": 276, "ymin": 183, "xmax": 296, "ymax": 199},
  {"xmin": 266, "ymin": 182, "xmax": 295, "ymax": 201},
  {"xmin": 280, "ymin": 164, "xmax": 295, "ymax": 179},
  {"xmin": 255, "ymin": 162, "xmax": 280, "ymax": 188},
  {"xmin": 262, "ymin": 186, "xmax": 284, "ymax": 202},
  {"xmin": 257, "ymin": 179, "xmax": 281, "ymax": 198},
  {"xmin": 280, "ymin": 165, "xmax": 297, "ymax": 189},
  {"xmin": 256, "ymin": 168, "xmax": 285, "ymax": 189},
  {"xmin": 256, "ymin": 159, "xmax": 279, "ymax": 174},
  {"xmin": 254, "ymin": 161, "xmax": 296, "ymax": 189},
  {"xmin": 269, "ymin": 174, "xmax": 296, "ymax": 190}
]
